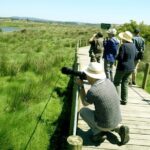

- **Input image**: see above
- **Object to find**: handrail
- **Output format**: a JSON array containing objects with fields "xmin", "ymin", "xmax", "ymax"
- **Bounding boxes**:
[
  {"xmin": 68, "ymin": 41, "xmax": 80, "ymax": 135},
  {"xmin": 72, "ymin": 62, "xmax": 80, "ymax": 136},
  {"xmin": 67, "ymin": 40, "xmax": 83, "ymax": 149}
]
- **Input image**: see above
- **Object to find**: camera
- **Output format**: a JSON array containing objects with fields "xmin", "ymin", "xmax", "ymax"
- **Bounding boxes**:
[{"xmin": 61, "ymin": 67, "xmax": 87, "ymax": 80}]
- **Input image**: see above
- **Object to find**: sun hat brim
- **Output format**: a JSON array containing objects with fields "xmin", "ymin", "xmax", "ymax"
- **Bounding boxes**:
[
  {"xmin": 119, "ymin": 32, "xmax": 133, "ymax": 43},
  {"xmin": 83, "ymin": 68, "xmax": 106, "ymax": 80}
]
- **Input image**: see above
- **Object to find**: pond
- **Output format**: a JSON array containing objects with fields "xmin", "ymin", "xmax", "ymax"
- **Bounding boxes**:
[{"xmin": 0, "ymin": 27, "xmax": 20, "ymax": 32}]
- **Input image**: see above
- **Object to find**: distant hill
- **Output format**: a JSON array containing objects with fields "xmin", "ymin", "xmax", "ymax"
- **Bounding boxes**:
[{"xmin": 0, "ymin": 16, "xmax": 99, "ymax": 26}]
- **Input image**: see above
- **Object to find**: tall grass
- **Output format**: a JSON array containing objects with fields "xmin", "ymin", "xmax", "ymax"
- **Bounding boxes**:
[{"xmin": 0, "ymin": 20, "xmax": 100, "ymax": 149}]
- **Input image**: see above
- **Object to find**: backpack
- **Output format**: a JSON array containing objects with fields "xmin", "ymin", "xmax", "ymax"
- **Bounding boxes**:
[
  {"xmin": 133, "ymin": 36, "xmax": 145, "ymax": 60},
  {"xmin": 94, "ymin": 38, "xmax": 104, "ymax": 53},
  {"xmin": 137, "ymin": 51, "xmax": 144, "ymax": 60}
]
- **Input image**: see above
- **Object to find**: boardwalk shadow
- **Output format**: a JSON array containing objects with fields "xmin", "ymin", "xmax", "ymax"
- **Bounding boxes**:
[
  {"xmin": 77, "ymin": 128, "xmax": 120, "ymax": 146},
  {"xmin": 142, "ymin": 99, "xmax": 150, "ymax": 105},
  {"xmin": 79, "ymin": 53, "xmax": 88, "ymax": 56},
  {"xmin": 77, "ymin": 128, "xmax": 101, "ymax": 146}
]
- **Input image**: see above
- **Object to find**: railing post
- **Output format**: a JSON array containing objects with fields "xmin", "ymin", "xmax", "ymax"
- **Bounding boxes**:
[
  {"xmin": 67, "ymin": 135, "xmax": 83, "ymax": 150},
  {"xmin": 86, "ymin": 39, "xmax": 89, "ymax": 46},
  {"xmin": 142, "ymin": 63, "xmax": 150, "ymax": 89},
  {"xmin": 79, "ymin": 39, "xmax": 81, "ymax": 47}
]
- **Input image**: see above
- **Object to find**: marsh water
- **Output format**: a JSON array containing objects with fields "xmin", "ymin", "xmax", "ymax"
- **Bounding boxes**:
[{"xmin": 0, "ymin": 27, "xmax": 20, "ymax": 32}]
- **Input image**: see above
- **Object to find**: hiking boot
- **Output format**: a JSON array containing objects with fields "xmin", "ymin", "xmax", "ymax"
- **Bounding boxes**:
[
  {"xmin": 91, "ymin": 132, "xmax": 107, "ymax": 143},
  {"xmin": 132, "ymin": 81, "xmax": 136, "ymax": 85},
  {"xmin": 120, "ymin": 101, "xmax": 127, "ymax": 105},
  {"xmin": 119, "ymin": 125, "xmax": 130, "ymax": 145},
  {"xmin": 128, "ymin": 82, "xmax": 132, "ymax": 85}
]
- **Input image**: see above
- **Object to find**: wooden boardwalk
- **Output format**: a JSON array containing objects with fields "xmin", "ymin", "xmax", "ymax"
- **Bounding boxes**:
[{"xmin": 76, "ymin": 46, "xmax": 150, "ymax": 150}]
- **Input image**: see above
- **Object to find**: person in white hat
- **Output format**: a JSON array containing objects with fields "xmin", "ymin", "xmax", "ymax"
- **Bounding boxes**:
[
  {"xmin": 114, "ymin": 31, "xmax": 137, "ymax": 105},
  {"xmin": 76, "ymin": 62, "xmax": 130, "ymax": 144},
  {"xmin": 103, "ymin": 28, "xmax": 120, "ymax": 82}
]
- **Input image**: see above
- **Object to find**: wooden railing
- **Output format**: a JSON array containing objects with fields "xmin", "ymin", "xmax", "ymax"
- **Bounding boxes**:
[
  {"xmin": 142, "ymin": 63, "xmax": 150, "ymax": 89},
  {"xmin": 67, "ymin": 41, "xmax": 83, "ymax": 150},
  {"xmin": 78, "ymin": 39, "xmax": 89, "ymax": 47}
]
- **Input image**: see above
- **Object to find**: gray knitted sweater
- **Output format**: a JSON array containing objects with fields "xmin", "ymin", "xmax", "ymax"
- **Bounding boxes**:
[{"xmin": 86, "ymin": 79, "xmax": 122, "ymax": 128}]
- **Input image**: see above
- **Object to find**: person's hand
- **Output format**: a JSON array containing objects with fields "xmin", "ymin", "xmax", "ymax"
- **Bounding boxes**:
[
  {"xmin": 89, "ymin": 33, "xmax": 97, "ymax": 42},
  {"xmin": 92, "ymin": 33, "xmax": 97, "ymax": 38},
  {"xmin": 75, "ymin": 78, "xmax": 83, "ymax": 86}
]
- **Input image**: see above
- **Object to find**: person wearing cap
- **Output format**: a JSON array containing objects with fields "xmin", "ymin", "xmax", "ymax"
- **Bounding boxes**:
[
  {"xmin": 130, "ymin": 29, "xmax": 145, "ymax": 85},
  {"xmin": 114, "ymin": 31, "xmax": 137, "ymax": 105},
  {"xmin": 89, "ymin": 32, "xmax": 104, "ymax": 63},
  {"xmin": 76, "ymin": 62, "xmax": 130, "ymax": 144},
  {"xmin": 103, "ymin": 28, "xmax": 120, "ymax": 81}
]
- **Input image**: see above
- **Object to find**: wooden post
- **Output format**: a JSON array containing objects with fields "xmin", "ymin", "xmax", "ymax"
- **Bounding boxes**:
[
  {"xmin": 142, "ymin": 63, "xmax": 150, "ymax": 89},
  {"xmin": 79, "ymin": 39, "xmax": 81, "ymax": 47},
  {"xmin": 85, "ymin": 40, "xmax": 87, "ymax": 46},
  {"xmin": 67, "ymin": 135, "xmax": 83, "ymax": 150},
  {"xmin": 86, "ymin": 40, "xmax": 89, "ymax": 46}
]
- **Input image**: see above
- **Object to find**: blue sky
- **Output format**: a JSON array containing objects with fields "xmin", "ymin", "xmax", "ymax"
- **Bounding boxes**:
[{"xmin": 0, "ymin": 0, "xmax": 150, "ymax": 24}]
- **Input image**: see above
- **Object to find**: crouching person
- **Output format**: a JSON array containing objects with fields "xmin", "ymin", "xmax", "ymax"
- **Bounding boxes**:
[{"xmin": 76, "ymin": 62, "xmax": 130, "ymax": 145}]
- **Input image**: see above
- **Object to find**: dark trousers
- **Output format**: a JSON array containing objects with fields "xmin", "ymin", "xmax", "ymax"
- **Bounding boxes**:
[
  {"xmin": 114, "ymin": 70, "xmax": 133, "ymax": 102},
  {"xmin": 104, "ymin": 60, "xmax": 114, "ymax": 81}
]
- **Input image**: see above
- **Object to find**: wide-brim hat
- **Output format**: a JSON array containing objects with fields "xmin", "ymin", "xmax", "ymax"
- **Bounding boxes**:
[
  {"xmin": 83, "ymin": 62, "xmax": 106, "ymax": 80},
  {"xmin": 119, "ymin": 31, "xmax": 133, "ymax": 43}
]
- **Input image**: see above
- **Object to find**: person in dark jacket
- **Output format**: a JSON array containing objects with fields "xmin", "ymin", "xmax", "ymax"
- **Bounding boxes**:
[
  {"xmin": 76, "ymin": 62, "xmax": 130, "ymax": 144},
  {"xmin": 131, "ymin": 29, "xmax": 145, "ymax": 85},
  {"xmin": 114, "ymin": 31, "xmax": 137, "ymax": 105},
  {"xmin": 103, "ymin": 28, "xmax": 120, "ymax": 81}
]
